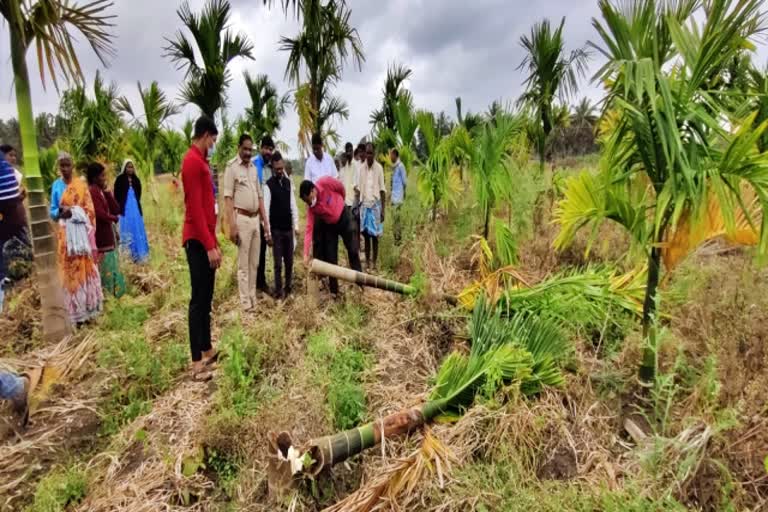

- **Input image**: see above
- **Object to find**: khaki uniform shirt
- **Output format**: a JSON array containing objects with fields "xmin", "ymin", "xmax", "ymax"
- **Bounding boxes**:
[{"xmin": 222, "ymin": 156, "xmax": 262, "ymax": 213}]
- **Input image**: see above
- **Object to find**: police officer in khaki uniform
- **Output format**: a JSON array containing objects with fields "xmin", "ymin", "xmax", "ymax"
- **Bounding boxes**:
[{"xmin": 223, "ymin": 134, "xmax": 272, "ymax": 310}]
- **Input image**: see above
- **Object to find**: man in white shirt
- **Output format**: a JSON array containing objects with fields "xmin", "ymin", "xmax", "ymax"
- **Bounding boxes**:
[
  {"xmin": 304, "ymin": 133, "xmax": 337, "ymax": 183},
  {"xmin": 358, "ymin": 142, "xmax": 386, "ymax": 271},
  {"xmin": 338, "ymin": 142, "xmax": 359, "ymax": 207}
]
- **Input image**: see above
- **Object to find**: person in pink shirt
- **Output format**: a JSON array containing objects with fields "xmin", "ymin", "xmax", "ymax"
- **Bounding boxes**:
[{"xmin": 299, "ymin": 176, "xmax": 362, "ymax": 296}]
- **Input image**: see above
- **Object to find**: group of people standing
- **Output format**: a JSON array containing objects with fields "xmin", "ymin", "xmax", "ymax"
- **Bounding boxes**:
[
  {"xmin": 48, "ymin": 154, "xmax": 149, "ymax": 324},
  {"xmin": 180, "ymin": 117, "xmax": 408, "ymax": 380}
]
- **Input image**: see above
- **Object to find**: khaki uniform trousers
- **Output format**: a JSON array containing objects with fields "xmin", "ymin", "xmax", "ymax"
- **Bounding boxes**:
[{"xmin": 236, "ymin": 213, "xmax": 262, "ymax": 309}]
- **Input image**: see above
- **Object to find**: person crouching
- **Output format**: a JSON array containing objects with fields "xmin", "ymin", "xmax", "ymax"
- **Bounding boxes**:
[{"xmin": 299, "ymin": 177, "xmax": 362, "ymax": 297}]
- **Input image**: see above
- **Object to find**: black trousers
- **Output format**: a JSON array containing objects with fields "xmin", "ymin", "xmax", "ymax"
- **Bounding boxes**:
[
  {"xmin": 257, "ymin": 227, "xmax": 268, "ymax": 289},
  {"xmin": 185, "ymin": 239, "xmax": 215, "ymax": 362},
  {"xmin": 272, "ymin": 228, "xmax": 293, "ymax": 295},
  {"xmin": 313, "ymin": 206, "xmax": 362, "ymax": 294}
]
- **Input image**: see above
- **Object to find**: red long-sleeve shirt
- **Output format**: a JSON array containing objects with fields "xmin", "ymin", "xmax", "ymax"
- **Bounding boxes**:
[
  {"xmin": 304, "ymin": 176, "xmax": 347, "ymax": 259},
  {"xmin": 181, "ymin": 145, "xmax": 218, "ymax": 251},
  {"xmin": 90, "ymin": 184, "xmax": 120, "ymax": 252}
]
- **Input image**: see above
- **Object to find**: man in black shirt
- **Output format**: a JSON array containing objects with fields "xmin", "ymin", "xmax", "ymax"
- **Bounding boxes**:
[{"xmin": 263, "ymin": 152, "xmax": 299, "ymax": 299}]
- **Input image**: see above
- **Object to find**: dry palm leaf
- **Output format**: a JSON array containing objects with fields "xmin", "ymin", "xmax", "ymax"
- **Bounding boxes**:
[
  {"xmin": 662, "ymin": 187, "xmax": 761, "ymax": 270},
  {"xmin": 323, "ymin": 430, "xmax": 456, "ymax": 512}
]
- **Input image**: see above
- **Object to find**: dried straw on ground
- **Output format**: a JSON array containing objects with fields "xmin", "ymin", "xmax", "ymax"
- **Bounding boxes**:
[
  {"xmin": 0, "ymin": 334, "xmax": 102, "ymax": 508},
  {"xmin": 77, "ymin": 381, "xmax": 215, "ymax": 512}
]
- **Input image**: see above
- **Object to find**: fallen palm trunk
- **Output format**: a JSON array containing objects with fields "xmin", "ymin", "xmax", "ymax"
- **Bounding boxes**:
[
  {"xmin": 267, "ymin": 302, "xmax": 569, "ymax": 499},
  {"xmin": 309, "ymin": 259, "xmax": 417, "ymax": 296},
  {"xmin": 269, "ymin": 398, "xmax": 454, "ymax": 485}
]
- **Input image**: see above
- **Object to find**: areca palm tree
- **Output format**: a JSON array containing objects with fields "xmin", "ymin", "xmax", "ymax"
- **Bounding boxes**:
[
  {"xmin": 164, "ymin": 0, "xmax": 254, "ymax": 119},
  {"xmin": 117, "ymin": 81, "xmax": 180, "ymax": 181},
  {"xmin": 468, "ymin": 112, "xmax": 525, "ymax": 239},
  {"xmin": 62, "ymin": 71, "xmax": 124, "ymax": 164},
  {"xmin": 416, "ymin": 111, "xmax": 468, "ymax": 221},
  {"xmin": 279, "ymin": 0, "xmax": 364, "ymax": 138},
  {"xmin": 1, "ymin": 0, "xmax": 115, "ymax": 342},
  {"xmin": 370, "ymin": 63, "xmax": 412, "ymax": 131},
  {"xmin": 554, "ymin": 0, "xmax": 768, "ymax": 380},
  {"xmin": 243, "ymin": 72, "xmax": 290, "ymax": 141},
  {"xmin": 518, "ymin": 17, "xmax": 589, "ymax": 172},
  {"xmin": 571, "ymin": 97, "xmax": 597, "ymax": 128}
]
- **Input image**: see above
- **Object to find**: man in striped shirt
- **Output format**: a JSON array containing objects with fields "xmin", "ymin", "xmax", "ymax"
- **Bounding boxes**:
[{"xmin": 0, "ymin": 150, "xmax": 26, "ymax": 311}]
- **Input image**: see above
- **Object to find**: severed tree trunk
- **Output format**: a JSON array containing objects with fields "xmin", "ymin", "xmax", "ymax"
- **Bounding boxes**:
[
  {"xmin": 10, "ymin": 24, "xmax": 72, "ymax": 343},
  {"xmin": 309, "ymin": 260, "xmax": 417, "ymax": 296},
  {"xmin": 268, "ymin": 398, "xmax": 452, "ymax": 490}
]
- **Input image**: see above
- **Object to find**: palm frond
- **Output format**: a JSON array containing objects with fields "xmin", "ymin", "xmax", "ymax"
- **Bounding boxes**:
[
  {"xmin": 498, "ymin": 266, "xmax": 647, "ymax": 329},
  {"xmin": 164, "ymin": 0, "xmax": 252, "ymax": 118},
  {"xmin": 429, "ymin": 301, "xmax": 569, "ymax": 417},
  {"xmin": 15, "ymin": 0, "xmax": 116, "ymax": 90}
]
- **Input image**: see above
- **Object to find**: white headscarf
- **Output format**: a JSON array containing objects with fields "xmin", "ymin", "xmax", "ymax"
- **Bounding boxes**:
[
  {"xmin": 56, "ymin": 151, "xmax": 72, "ymax": 163},
  {"xmin": 120, "ymin": 159, "xmax": 134, "ymax": 175}
]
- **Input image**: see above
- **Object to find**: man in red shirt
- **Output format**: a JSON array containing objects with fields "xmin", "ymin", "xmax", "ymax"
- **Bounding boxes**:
[
  {"xmin": 299, "ymin": 176, "xmax": 362, "ymax": 296},
  {"xmin": 182, "ymin": 116, "xmax": 221, "ymax": 381}
]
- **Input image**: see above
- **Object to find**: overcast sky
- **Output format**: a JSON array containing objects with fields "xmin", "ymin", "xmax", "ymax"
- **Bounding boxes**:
[{"xmin": 1, "ymin": 0, "xmax": 767, "ymax": 159}]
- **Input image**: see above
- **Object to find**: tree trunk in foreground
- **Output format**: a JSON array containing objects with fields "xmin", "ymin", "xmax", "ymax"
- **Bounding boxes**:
[
  {"xmin": 309, "ymin": 259, "xmax": 417, "ymax": 296},
  {"xmin": 10, "ymin": 27, "xmax": 72, "ymax": 343},
  {"xmin": 267, "ymin": 398, "xmax": 452, "ymax": 491},
  {"xmin": 638, "ymin": 245, "xmax": 662, "ymax": 382}
]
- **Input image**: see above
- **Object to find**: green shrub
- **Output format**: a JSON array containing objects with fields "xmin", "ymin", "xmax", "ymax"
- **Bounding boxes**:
[
  {"xmin": 102, "ymin": 302, "xmax": 149, "ymax": 331},
  {"xmin": 216, "ymin": 325, "xmax": 264, "ymax": 417},
  {"xmin": 26, "ymin": 466, "xmax": 88, "ymax": 512},
  {"xmin": 98, "ymin": 335, "xmax": 188, "ymax": 434},
  {"xmin": 306, "ymin": 330, "xmax": 369, "ymax": 430},
  {"xmin": 205, "ymin": 447, "xmax": 240, "ymax": 498},
  {"xmin": 327, "ymin": 345, "xmax": 369, "ymax": 430}
]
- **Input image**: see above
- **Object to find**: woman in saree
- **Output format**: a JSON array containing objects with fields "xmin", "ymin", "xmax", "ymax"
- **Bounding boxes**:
[
  {"xmin": 87, "ymin": 162, "xmax": 126, "ymax": 298},
  {"xmin": 114, "ymin": 160, "xmax": 149, "ymax": 263},
  {"xmin": 49, "ymin": 153, "xmax": 103, "ymax": 324}
]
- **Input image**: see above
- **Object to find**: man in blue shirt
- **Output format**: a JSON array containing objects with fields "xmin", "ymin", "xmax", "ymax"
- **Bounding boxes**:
[
  {"xmin": 390, "ymin": 148, "xmax": 407, "ymax": 245},
  {"xmin": 0, "ymin": 150, "xmax": 27, "ymax": 311},
  {"xmin": 252, "ymin": 136, "xmax": 274, "ymax": 292}
]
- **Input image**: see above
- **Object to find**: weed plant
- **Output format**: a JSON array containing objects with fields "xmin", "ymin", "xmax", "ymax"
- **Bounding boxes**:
[{"xmin": 25, "ymin": 466, "xmax": 88, "ymax": 512}]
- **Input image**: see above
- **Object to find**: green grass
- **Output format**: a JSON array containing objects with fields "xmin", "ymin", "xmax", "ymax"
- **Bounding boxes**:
[
  {"xmin": 307, "ymin": 329, "xmax": 370, "ymax": 430},
  {"xmin": 97, "ymin": 334, "xmax": 188, "ymax": 434},
  {"xmin": 25, "ymin": 466, "xmax": 88, "ymax": 512},
  {"xmin": 216, "ymin": 324, "xmax": 267, "ymax": 418},
  {"xmin": 101, "ymin": 301, "xmax": 149, "ymax": 331},
  {"xmin": 204, "ymin": 447, "xmax": 240, "ymax": 498}
]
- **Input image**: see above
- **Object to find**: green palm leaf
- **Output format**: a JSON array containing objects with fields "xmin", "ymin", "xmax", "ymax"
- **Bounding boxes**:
[
  {"xmin": 164, "ymin": 0, "xmax": 253, "ymax": 118},
  {"xmin": 428, "ymin": 301, "xmax": 569, "ymax": 418}
]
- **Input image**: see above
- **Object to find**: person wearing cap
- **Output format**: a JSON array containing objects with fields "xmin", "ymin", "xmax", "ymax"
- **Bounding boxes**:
[
  {"xmin": 252, "ymin": 135, "xmax": 275, "ymax": 293},
  {"xmin": 225, "ymin": 134, "xmax": 271, "ymax": 310}
]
